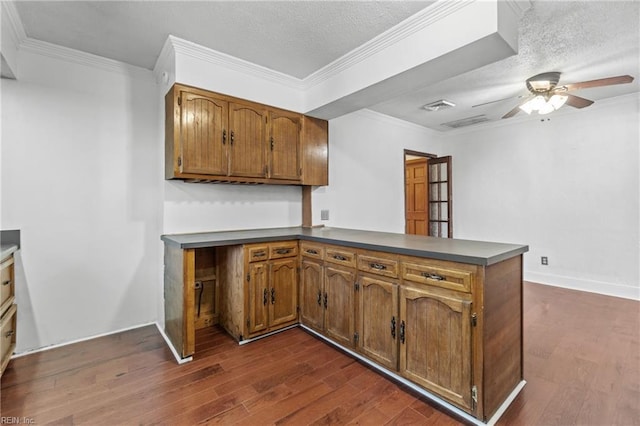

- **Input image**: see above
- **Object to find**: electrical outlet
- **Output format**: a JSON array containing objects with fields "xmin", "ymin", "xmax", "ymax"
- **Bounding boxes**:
[
  {"xmin": 541, "ymin": 256, "xmax": 548, "ymax": 265},
  {"xmin": 321, "ymin": 209, "xmax": 329, "ymax": 220}
]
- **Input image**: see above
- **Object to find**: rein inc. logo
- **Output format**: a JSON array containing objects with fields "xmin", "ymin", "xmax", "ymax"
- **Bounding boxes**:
[{"xmin": 1, "ymin": 418, "xmax": 35, "ymax": 425}]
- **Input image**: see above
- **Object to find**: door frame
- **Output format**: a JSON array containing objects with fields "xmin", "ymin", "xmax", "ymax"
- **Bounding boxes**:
[{"xmin": 404, "ymin": 150, "xmax": 436, "ymax": 235}]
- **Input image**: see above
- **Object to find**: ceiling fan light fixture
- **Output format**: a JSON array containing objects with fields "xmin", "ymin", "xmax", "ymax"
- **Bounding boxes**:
[
  {"xmin": 519, "ymin": 94, "xmax": 568, "ymax": 115},
  {"xmin": 529, "ymin": 80, "xmax": 551, "ymax": 92}
]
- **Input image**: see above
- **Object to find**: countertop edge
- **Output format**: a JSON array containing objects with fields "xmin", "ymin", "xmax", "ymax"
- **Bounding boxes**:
[{"xmin": 161, "ymin": 228, "xmax": 529, "ymax": 266}]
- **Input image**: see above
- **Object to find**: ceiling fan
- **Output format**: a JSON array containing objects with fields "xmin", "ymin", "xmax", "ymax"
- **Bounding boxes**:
[{"xmin": 474, "ymin": 72, "xmax": 634, "ymax": 119}]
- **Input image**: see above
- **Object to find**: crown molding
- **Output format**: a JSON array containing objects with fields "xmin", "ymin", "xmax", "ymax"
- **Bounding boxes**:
[
  {"xmin": 301, "ymin": 0, "xmax": 472, "ymax": 89},
  {"xmin": 165, "ymin": 35, "xmax": 306, "ymax": 90},
  {"xmin": 2, "ymin": 2, "xmax": 27, "ymax": 45},
  {"xmin": 19, "ymin": 38, "xmax": 154, "ymax": 81}
]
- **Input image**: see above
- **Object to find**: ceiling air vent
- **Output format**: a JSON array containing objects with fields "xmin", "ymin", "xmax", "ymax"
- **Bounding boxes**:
[
  {"xmin": 441, "ymin": 115, "xmax": 490, "ymax": 129},
  {"xmin": 422, "ymin": 99, "xmax": 455, "ymax": 112}
]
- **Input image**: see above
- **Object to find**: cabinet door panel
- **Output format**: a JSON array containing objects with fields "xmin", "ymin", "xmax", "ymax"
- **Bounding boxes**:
[
  {"xmin": 229, "ymin": 103, "xmax": 267, "ymax": 177},
  {"xmin": 324, "ymin": 266, "xmax": 355, "ymax": 348},
  {"xmin": 269, "ymin": 112, "xmax": 300, "ymax": 180},
  {"xmin": 358, "ymin": 276, "xmax": 399, "ymax": 370},
  {"xmin": 300, "ymin": 259, "xmax": 324, "ymax": 331},
  {"xmin": 180, "ymin": 92, "xmax": 228, "ymax": 175},
  {"xmin": 269, "ymin": 258, "xmax": 298, "ymax": 327},
  {"xmin": 400, "ymin": 285, "xmax": 473, "ymax": 411},
  {"xmin": 247, "ymin": 262, "xmax": 269, "ymax": 335}
]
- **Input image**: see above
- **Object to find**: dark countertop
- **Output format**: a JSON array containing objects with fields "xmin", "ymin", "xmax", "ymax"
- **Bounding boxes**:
[
  {"xmin": 162, "ymin": 227, "xmax": 528, "ymax": 266},
  {"xmin": 1, "ymin": 244, "xmax": 18, "ymax": 262}
]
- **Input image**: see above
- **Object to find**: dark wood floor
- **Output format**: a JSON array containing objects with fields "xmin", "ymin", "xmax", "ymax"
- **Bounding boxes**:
[{"xmin": 1, "ymin": 282, "xmax": 638, "ymax": 425}]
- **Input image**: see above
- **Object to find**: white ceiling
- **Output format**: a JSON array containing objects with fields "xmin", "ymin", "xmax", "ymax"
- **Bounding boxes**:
[{"xmin": 10, "ymin": 0, "xmax": 640, "ymax": 131}]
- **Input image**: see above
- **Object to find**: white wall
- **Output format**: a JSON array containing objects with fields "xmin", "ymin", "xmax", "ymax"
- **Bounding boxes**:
[
  {"xmin": 441, "ymin": 94, "xmax": 639, "ymax": 300},
  {"xmin": 1, "ymin": 49, "xmax": 162, "ymax": 352},
  {"xmin": 312, "ymin": 109, "xmax": 442, "ymax": 233}
]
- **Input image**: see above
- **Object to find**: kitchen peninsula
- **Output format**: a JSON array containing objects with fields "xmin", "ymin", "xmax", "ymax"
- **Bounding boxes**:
[{"xmin": 161, "ymin": 226, "xmax": 528, "ymax": 424}]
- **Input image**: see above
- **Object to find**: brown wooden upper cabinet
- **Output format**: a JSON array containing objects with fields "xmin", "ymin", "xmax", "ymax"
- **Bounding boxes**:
[{"xmin": 165, "ymin": 83, "xmax": 328, "ymax": 185}]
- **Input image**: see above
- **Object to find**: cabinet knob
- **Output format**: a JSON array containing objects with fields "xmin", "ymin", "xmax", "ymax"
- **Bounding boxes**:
[
  {"xmin": 222, "ymin": 129, "xmax": 227, "ymax": 144},
  {"xmin": 230, "ymin": 130, "xmax": 235, "ymax": 145},
  {"xmin": 5, "ymin": 330, "xmax": 14, "ymax": 338},
  {"xmin": 2, "ymin": 280, "xmax": 10, "ymax": 286}
]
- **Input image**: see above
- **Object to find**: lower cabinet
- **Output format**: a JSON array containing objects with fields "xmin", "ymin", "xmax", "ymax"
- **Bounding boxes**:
[
  {"xmin": 399, "ymin": 284, "xmax": 473, "ymax": 411},
  {"xmin": 299, "ymin": 257, "xmax": 324, "ymax": 331},
  {"xmin": 220, "ymin": 241, "xmax": 298, "ymax": 341},
  {"xmin": 324, "ymin": 265, "xmax": 356, "ymax": 348},
  {"xmin": 357, "ymin": 275, "xmax": 399, "ymax": 371}
]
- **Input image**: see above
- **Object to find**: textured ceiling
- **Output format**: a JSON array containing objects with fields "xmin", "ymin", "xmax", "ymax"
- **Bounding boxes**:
[
  {"xmin": 13, "ymin": 1, "xmax": 431, "ymax": 79},
  {"xmin": 369, "ymin": 0, "xmax": 640, "ymax": 130},
  {"xmin": 10, "ymin": 0, "xmax": 640, "ymax": 131}
]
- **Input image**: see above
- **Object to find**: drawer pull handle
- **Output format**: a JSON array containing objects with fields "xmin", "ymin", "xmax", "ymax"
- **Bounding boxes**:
[
  {"xmin": 263, "ymin": 288, "xmax": 268, "ymax": 306},
  {"xmin": 2, "ymin": 280, "xmax": 10, "ymax": 286},
  {"xmin": 271, "ymin": 288, "xmax": 276, "ymax": 304},
  {"xmin": 306, "ymin": 249, "xmax": 318, "ymax": 255},
  {"xmin": 421, "ymin": 272, "xmax": 445, "ymax": 281},
  {"xmin": 400, "ymin": 320, "xmax": 405, "ymax": 344},
  {"xmin": 253, "ymin": 251, "xmax": 266, "ymax": 257},
  {"xmin": 333, "ymin": 254, "xmax": 347, "ymax": 261},
  {"xmin": 390, "ymin": 316, "xmax": 396, "ymax": 339},
  {"xmin": 323, "ymin": 292, "xmax": 328, "ymax": 309},
  {"xmin": 5, "ymin": 330, "xmax": 14, "ymax": 338},
  {"xmin": 276, "ymin": 249, "xmax": 291, "ymax": 255},
  {"xmin": 370, "ymin": 263, "xmax": 387, "ymax": 270},
  {"xmin": 317, "ymin": 290, "xmax": 322, "ymax": 306}
]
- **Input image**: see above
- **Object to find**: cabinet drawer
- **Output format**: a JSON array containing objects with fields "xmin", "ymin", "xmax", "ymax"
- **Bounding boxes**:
[
  {"xmin": 0, "ymin": 304, "xmax": 17, "ymax": 374},
  {"xmin": 1, "ymin": 257, "xmax": 14, "ymax": 316},
  {"xmin": 247, "ymin": 245, "xmax": 269, "ymax": 262},
  {"xmin": 325, "ymin": 247, "xmax": 356, "ymax": 268},
  {"xmin": 269, "ymin": 242, "xmax": 298, "ymax": 259},
  {"xmin": 300, "ymin": 242, "xmax": 324, "ymax": 260},
  {"xmin": 358, "ymin": 253, "xmax": 399, "ymax": 278},
  {"xmin": 401, "ymin": 261, "xmax": 473, "ymax": 293}
]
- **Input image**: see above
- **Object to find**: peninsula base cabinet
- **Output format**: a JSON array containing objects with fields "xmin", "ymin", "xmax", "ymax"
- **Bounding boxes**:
[{"xmin": 162, "ymin": 231, "xmax": 525, "ymax": 424}]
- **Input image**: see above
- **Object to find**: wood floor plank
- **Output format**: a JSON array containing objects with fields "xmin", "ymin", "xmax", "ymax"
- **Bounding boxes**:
[{"xmin": 2, "ymin": 283, "xmax": 638, "ymax": 425}]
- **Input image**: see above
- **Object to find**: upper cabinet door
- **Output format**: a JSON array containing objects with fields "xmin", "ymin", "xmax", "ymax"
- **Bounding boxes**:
[
  {"xmin": 269, "ymin": 111, "xmax": 301, "ymax": 180},
  {"xmin": 180, "ymin": 91, "xmax": 228, "ymax": 176},
  {"xmin": 228, "ymin": 102, "xmax": 267, "ymax": 178}
]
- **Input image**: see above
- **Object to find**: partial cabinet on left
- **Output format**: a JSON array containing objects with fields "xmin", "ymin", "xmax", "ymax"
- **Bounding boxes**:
[{"xmin": 1, "ymin": 252, "xmax": 17, "ymax": 377}]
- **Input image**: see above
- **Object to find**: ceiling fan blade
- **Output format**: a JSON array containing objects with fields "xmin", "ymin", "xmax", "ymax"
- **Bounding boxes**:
[
  {"xmin": 472, "ymin": 94, "xmax": 526, "ymax": 108},
  {"xmin": 502, "ymin": 96, "xmax": 533, "ymax": 119},
  {"xmin": 565, "ymin": 94, "xmax": 594, "ymax": 109},
  {"xmin": 562, "ymin": 75, "xmax": 634, "ymax": 92}
]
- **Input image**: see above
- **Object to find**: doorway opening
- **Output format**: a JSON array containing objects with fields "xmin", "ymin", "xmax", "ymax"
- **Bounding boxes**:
[{"xmin": 404, "ymin": 150, "xmax": 453, "ymax": 238}]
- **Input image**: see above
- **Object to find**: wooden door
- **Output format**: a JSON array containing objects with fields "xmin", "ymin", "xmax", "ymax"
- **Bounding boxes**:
[
  {"xmin": 300, "ymin": 258, "xmax": 324, "ymax": 331},
  {"xmin": 357, "ymin": 275, "xmax": 399, "ymax": 370},
  {"xmin": 405, "ymin": 159, "xmax": 428, "ymax": 235},
  {"xmin": 399, "ymin": 285, "xmax": 473, "ymax": 411},
  {"xmin": 269, "ymin": 258, "xmax": 298, "ymax": 327},
  {"xmin": 269, "ymin": 111, "xmax": 300, "ymax": 180},
  {"xmin": 180, "ymin": 91, "xmax": 228, "ymax": 175},
  {"xmin": 324, "ymin": 265, "xmax": 355, "ymax": 348},
  {"xmin": 228, "ymin": 102, "xmax": 267, "ymax": 177},
  {"xmin": 247, "ymin": 262, "xmax": 269, "ymax": 335}
]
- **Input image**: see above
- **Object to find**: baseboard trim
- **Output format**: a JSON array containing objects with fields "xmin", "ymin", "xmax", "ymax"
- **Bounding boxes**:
[
  {"xmin": 525, "ymin": 272, "xmax": 639, "ymax": 301},
  {"xmin": 154, "ymin": 322, "xmax": 192, "ymax": 364},
  {"xmin": 238, "ymin": 324, "xmax": 299, "ymax": 345},
  {"xmin": 11, "ymin": 321, "xmax": 156, "ymax": 359},
  {"xmin": 299, "ymin": 324, "xmax": 522, "ymax": 425}
]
